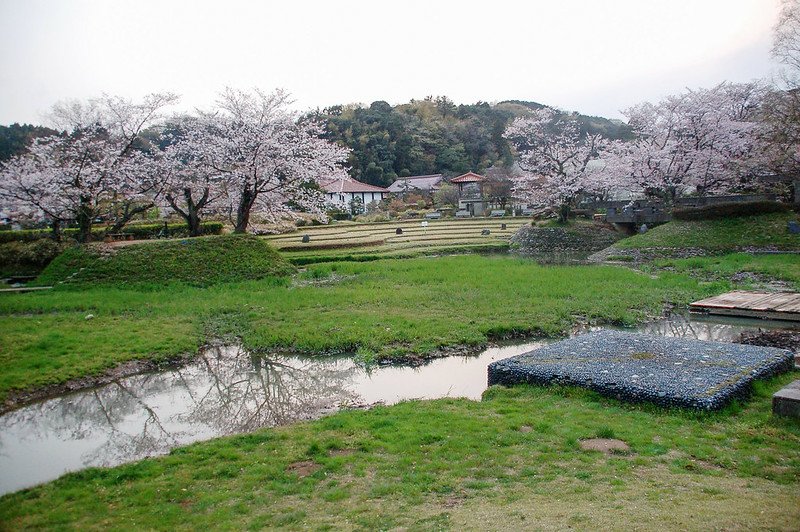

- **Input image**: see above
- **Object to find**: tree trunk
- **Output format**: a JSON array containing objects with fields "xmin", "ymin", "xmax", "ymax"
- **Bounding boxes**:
[
  {"xmin": 76, "ymin": 196, "xmax": 94, "ymax": 243},
  {"xmin": 50, "ymin": 219, "xmax": 62, "ymax": 242},
  {"xmin": 558, "ymin": 203, "xmax": 571, "ymax": 224},
  {"xmin": 235, "ymin": 187, "xmax": 257, "ymax": 234},
  {"xmin": 187, "ymin": 207, "xmax": 201, "ymax": 237},
  {"xmin": 166, "ymin": 188, "xmax": 209, "ymax": 238},
  {"xmin": 108, "ymin": 202, "xmax": 154, "ymax": 234}
]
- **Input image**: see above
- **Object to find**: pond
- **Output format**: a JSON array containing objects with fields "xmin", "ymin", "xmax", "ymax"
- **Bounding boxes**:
[{"xmin": 0, "ymin": 314, "xmax": 796, "ymax": 495}]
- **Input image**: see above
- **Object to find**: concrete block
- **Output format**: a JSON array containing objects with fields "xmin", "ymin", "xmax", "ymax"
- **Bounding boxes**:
[{"xmin": 773, "ymin": 380, "xmax": 800, "ymax": 419}]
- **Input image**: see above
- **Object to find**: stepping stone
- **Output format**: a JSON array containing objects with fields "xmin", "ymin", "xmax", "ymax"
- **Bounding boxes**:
[
  {"xmin": 488, "ymin": 330, "xmax": 794, "ymax": 410},
  {"xmin": 773, "ymin": 380, "xmax": 800, "ymax": 419}
]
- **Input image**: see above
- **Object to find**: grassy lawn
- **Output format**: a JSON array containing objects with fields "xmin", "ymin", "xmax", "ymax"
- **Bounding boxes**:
[
  {"xmin": 2, "ymin": 377, "xmax": 798, "ymax": 529},
  {"xmin": 0, "ymin": 255, "xmax": 715, "ymax": 404},
  {"xmin": 2, "ymin": 227, "xmax": 799, "ymax": 528},
  {"xmin": 646, "ymin": 253, "xmax": 800, "ymax": 291},
  {"xmin": 615, "ymin": 212, "xmax": 800, "ymax": 251}
]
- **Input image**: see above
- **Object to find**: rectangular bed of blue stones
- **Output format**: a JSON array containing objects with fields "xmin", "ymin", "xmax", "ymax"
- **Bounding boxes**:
[{"xmin": 487, "ymin": 330, "xmax": 794, "ymax": 410}]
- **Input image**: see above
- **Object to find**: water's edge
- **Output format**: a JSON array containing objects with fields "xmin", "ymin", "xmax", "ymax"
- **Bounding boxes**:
[
  {"xmin": 1, "ymin": 313, "xmax": 797, "ymax": 496},
  {"xmin": 0, "ymin": 328, "xmax": 586, "ymax": 415},
  {"xmin": 1, "ymin": 352, "xmax": 198, "ymax": 416}
]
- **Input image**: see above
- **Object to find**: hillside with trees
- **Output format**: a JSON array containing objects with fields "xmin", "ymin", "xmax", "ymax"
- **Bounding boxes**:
[
  {"xmin": 309, "ymin": 97, "xmax": 633, "ymax": 187},
  {"xmin": 0, "ymin": 124, "xmax": 59, "ymax": 161}
]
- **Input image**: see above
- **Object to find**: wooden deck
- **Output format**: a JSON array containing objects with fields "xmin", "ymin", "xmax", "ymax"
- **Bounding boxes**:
[{"xmin": 690, "ymin": 291, "xmax": 800, "ymax": 321}]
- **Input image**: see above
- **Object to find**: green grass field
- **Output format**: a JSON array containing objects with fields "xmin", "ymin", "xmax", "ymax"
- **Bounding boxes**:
[
  {"xmin": 0, "ymin": 254, "xmax": 714, "ymax": 404},
  {"xmin": 2, "ymin": 219, "xmax": 799, "ymax": 528},
  {"xmin": 2, "ymin": 378, "xmax": 798, "ymax": 529},
  {"xmin": 646, "ymin": 253, "xmax": 800, "ymax": 290}
]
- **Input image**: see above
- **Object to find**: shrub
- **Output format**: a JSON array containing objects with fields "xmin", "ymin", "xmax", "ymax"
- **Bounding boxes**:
[
  {"xmin": 0, "ymin": 229, "xmax": 72, "ymax": 243},
  {"xmin": 672, "ymin": 201, "xmax": 789, "ymax": 221},
  {"xmin": 121, "ymin": 222, "xmax": 224, "ymax": 239},
  {"xmin": 0, "ymin": 222, "xmax": 224, "ymax": 243},
  {"xmin": 354, "ymin": 212, "xmax": 391, "ymax": 223},
  {"xmin": 0, "ymin": 239, "xmax": 69, "ymax": 277}
]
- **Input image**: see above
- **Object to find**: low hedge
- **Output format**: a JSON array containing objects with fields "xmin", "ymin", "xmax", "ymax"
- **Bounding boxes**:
[
  {"xmin": 672, "ymin": 201, "xmax": 789, "ymax": 221},
  {"xmin": 0, "ymin": 222, "xmax": 224, "ymax": 243}
]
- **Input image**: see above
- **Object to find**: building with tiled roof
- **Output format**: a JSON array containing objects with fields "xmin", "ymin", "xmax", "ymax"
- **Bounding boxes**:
[
  {"xmin": 387, "ymin": 174, "xmax": 444, "ymax": 194},
  {"xmin": 450, "ymin": 172, "xmax": 488, "ymax": 216},
  {"xmin": 449, "ymin": 172, "xmax": 485, "ymax": 184},
  {"xmin": 322, "ymin": 177, "xmax": 389, "ymax": 213}
]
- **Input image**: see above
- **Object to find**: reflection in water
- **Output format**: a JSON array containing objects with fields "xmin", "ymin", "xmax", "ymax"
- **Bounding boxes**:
[
  {"xmin": 631, "ymin": 314, "xmax": 800, "ymax": 341},
  {"xmin": 1, "ymin": 314, "xmax": 796, "ymax": 495},
  {"xmin": 0, "ymin": 341, "xmax": 543, "ymax": 495}
]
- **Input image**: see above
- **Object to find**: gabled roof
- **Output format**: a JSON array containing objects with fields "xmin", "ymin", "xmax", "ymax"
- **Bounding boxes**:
[
  {"xmin": 450, "ymin": 172, "xmax": 486, "ymax": 183},
  {"xmin": 322, "ymin": 177, "xmax": 389, "ymax": 194},
  {"xmin": 387, "ymin": 174, "xmax": 444, "ymax": 193}
]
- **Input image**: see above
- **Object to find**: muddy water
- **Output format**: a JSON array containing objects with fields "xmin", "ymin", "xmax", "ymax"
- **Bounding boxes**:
[{"xmin": 1, "ymin": 315, "xmax": 796, "ymax": 495}]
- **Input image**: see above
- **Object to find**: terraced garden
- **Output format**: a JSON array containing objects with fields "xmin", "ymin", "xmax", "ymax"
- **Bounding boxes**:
[{"xmin": 262, "ymin": 218, "xmax": 530, "ymax": 264}]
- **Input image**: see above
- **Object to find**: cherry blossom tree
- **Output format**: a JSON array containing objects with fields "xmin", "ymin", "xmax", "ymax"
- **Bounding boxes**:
[
  {"xmin": 159, "ymin": 118, "xmax": 230, "ymax": 237},
  {"xmin": 0, "ymin": 93, "xmax": 178, "ymax": 241},
  {"xmin": 773, "ymin": 0, "xmax": 800, "ymax": 82},
  {"xmin": 606, "ymin": 82, "xmax": 766, "ymax": 203},
  {"xmin": 761, "ymin": 0, "xmax": 800, "ymax": 192},
  {"xmin": 0, "ymin": 151, "xmax": 71, "ymax": 238},
  {"xmin": 189, "ymin": 88, "xmax": 350, "ymax": 233},
  {"xmin": 504, "ymin": 108, "xmax": 609, "ymax": 222}
]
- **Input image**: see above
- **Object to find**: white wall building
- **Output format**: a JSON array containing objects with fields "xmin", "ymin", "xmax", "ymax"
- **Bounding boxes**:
[{"xmin": 322, "ymin": 178, "xmax": 390, "ymax": 213}]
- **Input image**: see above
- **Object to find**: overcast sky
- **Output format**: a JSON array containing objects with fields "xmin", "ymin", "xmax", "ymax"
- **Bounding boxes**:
[{"xmin": 0, "ymin": 0, "xmax": 783, "ymax": 124}]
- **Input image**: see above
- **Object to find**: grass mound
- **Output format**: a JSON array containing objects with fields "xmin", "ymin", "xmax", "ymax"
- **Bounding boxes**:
[
  {"xmin": 616, "ymin": 212, "xmax": 800, "ymax": 251},
  {"xmin": 35, "ymin": 235, "xmax": 295, "ymax": 288}
]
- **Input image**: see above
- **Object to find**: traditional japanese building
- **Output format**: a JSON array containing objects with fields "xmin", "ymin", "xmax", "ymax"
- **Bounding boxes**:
[
  {"xmin": 450, "ymin": 172, "xmax": 487, "ymax": 215},
  {"xmin": 322, "ymin": 178, "xmax": 389, "ymax": 213},
  {"xmin": 387, "ymin": 174, "xmax": 444, "ymax": 196}
]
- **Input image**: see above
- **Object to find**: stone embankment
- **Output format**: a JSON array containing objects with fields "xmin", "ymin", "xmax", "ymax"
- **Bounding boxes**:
[{"xmin": 510, "ymin": 223, "xmax": 623, "ymax": 256}]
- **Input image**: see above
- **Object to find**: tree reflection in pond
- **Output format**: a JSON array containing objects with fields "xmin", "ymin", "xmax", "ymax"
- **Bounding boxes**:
[{"xmin": 0, "ymin": 345, "xmax": 358, "ymax": 494}]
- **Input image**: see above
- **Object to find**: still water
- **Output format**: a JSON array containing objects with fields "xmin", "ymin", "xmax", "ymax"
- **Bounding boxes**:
[{"xmin": 0, "ymin": 314, "xmax": 796, "ymax": 495}]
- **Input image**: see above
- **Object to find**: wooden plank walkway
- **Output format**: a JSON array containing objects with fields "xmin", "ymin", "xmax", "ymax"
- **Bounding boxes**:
[
  {"xmin": 0, "ymin": 286, "xmax": 52, "ymax": 294},
  {"xmin": 690, "ymin": 290, "xmax": 800, "ymax": 321}
]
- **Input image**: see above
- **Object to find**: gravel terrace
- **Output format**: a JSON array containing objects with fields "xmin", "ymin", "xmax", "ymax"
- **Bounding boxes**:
[{"xmin": 487, "ymin": 329, "xmax": 794, "ymax": 410}]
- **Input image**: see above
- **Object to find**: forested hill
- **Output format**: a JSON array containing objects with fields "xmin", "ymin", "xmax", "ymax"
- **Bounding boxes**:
[
  {"xmin": 310, "ymin": 97, "xmax": 633, "ymax": 187},
  {"xmin": 0, "ymin": 123, "xmax": 59, "ymax": 161}
]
